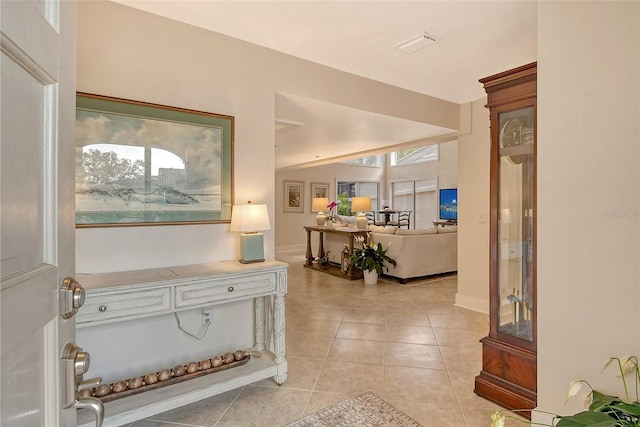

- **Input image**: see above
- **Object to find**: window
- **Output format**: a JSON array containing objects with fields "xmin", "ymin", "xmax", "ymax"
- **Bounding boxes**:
[
  {"xmin": 341, "ymin": 155, "xmax": 382, "ymax": 167},
  {"xmin": 336, "ymin": 180, "xmax": 379, "ymax": 215},
  {"xmin": 391, "ymin": 145, "xmax": 438, "ymax": 166},
  {"xmin": 391, "ymin": 179, "xmax": 437, "ymax": 229}
]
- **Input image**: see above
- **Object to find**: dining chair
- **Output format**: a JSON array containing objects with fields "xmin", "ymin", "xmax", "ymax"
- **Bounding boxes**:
[
  {"xmin": 389, "ymin": 210, "xmax": 412, "ymax": 229},
  {"xmin": 365, "ymin": 211, "xmax": 385, "ymax": 226}
]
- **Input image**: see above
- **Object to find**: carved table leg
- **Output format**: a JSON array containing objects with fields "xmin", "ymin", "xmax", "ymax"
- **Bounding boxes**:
[
  {"xmin": 317, "ymin": 232, "xmax": 325, "ymax": 259},
  {"xmin": 273, "ymin": 270, "xmax": 287, "ymax": 385},
  {"xmin": 254, "ymin": 297, "xmax": 265, "ymax": 352},
  {"xmin": 305, "ymin": 229, "xmax": 313, "ymax": 266}
]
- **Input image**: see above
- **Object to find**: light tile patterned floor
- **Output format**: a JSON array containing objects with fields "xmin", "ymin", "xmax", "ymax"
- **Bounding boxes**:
[{"xmin": 120, "ymin": 252, "xmax": 507, "ymax": 427}]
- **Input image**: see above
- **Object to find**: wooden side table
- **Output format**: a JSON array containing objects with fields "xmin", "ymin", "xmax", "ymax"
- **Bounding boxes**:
[{"xmin": 303, "ymin": 226, "xmax": 368, "ymax": 280}]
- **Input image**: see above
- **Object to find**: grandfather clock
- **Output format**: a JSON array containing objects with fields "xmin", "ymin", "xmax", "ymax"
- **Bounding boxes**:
[{"xmin": 474, "ymin": 62, "xmax": 537, "ymax": 414}]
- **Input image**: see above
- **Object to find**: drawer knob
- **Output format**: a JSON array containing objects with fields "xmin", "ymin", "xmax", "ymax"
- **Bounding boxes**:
[
  {"xmin": 98, "ymin": 305, "xmax": 107, "ymax": 312},
  {"xmin": 228, "ymin": 286, "xmax": 234, "ymax": 292}
]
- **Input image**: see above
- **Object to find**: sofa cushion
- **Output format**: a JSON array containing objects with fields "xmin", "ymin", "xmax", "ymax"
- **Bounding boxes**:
[
  {"xmin": 396, "ymin": 228, "xmax": 438, "ymax": 235},
  {"xmin": 436, "ymin": 225, "xmax": 457, "ymax": 233},
  {"xmin": 368, "ymin": 225, "xmax": 398, "ymax": 234}
]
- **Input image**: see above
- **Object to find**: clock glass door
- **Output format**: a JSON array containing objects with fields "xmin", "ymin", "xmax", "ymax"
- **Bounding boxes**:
[{"xmin": 497, "ymin": 105, "xmax": 534, "ymax": 343}]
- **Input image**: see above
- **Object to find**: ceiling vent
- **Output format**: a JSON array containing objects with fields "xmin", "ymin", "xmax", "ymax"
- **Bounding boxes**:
[{"xmin": 394, "ymin": 32, "xmax": 437, "ymax": 53}]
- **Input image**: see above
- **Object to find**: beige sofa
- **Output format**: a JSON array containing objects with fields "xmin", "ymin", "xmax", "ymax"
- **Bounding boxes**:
[
  {"xmin": 324, "ymin": 222, "xmax": 457, "ymax": 282},
  {"xmin": 369, "ymin": 226, "xmax": 457, "ymax": 282}
]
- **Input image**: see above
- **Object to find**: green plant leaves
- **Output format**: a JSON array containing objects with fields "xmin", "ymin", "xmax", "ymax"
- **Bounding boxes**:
[
  {"xmin": 555, "ymin": 411, "xmax": 625, "ymax": 426},
  {"xmin": 348, "ymin": 241, "xmax": 396, "ymax": 275}
]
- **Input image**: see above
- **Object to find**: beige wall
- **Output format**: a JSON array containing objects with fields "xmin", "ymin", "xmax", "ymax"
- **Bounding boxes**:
[
  {"xmin": 275, "ymin": 143, "xmax": 460, "ymax": 252},
  {"xmin": 75, "ymin": 1, "xmax": 459, "ymax": 273},
  {"xmin": 275, "ymin": 163, "xmax": 383, "ymax": 252},
  {"xmin": 535, "ymin": 0, "xmax": 640, "ymax": 420},
  {"xmin": 74, "ymin": 1, "xmax": 640, "ymax": 415},
  {"xmin": 455, "ymin": 99, "xmax": 491, "ymax": 313}
]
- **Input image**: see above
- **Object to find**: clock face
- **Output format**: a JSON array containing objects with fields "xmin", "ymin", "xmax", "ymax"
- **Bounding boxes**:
[{"xmin": 500, "ymin": 118, "xmax": 523, "ymax": 148}]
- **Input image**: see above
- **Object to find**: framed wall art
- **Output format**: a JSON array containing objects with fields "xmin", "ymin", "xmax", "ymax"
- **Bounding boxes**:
[
  {"xmin": 311, "ymin": 182, "xmax": 329, "ymax": 200},
  {"xmin": 75, "ymin": 93, "xmax": 234, "ymax": 227},
  {"xmin": 284, "ymin": 180, "xmax": 304, "ymax": 213}
]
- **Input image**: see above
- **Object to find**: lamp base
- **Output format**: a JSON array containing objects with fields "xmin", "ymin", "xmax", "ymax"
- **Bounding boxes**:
[
  {"xmin": 239, "ymin": 258, "xmax": 265, "ymax": 264},
  {"xmin": 355, "ymin": 212, "xmax": 368, "ymax": 230},
  {"xmin": 315, "ymin": 211, "xmax": 327, "ymax": 226},
  {"xmin": 239, "ymin": 232, "xmax": 265, "ymax": 263}
]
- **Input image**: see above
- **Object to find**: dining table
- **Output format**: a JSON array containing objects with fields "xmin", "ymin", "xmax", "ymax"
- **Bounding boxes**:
[{"xmin": 377, "ymin": 209, "xmax": 397, "ymax": 225}]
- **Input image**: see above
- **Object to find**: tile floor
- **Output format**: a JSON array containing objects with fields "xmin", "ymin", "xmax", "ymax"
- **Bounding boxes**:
[{"xmin": 121, "ymin": 252, "xmax": 511, "ymax": 427}]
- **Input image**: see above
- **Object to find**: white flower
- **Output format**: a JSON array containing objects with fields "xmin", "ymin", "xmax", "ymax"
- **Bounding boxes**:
[
  {"xmin": 490, "ymin": 411, "xmax": 505, "ymax": 427},
  {"xmin": 567, "ymin": 380, "xmax": 585, "ymax": 402},
  {"xmin": 622, "ymin": 357, "xmax": 637, "ymax": 375},
  {"xmin": 602, "ymin": 357, "xmax": 616, "ymax": 372}
]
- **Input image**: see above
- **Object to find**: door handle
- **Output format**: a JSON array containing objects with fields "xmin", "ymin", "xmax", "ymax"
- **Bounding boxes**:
[
  {"xmin": 61, "ymin": 343, "xmax": 105, "ymax": 427},
  {"xmin": 60, "ymin": 277, "xmax": 85, "ymax": 319},
  {"xmin": 74, "ymin": 397, "xmax": 104, "ymax": 427}
]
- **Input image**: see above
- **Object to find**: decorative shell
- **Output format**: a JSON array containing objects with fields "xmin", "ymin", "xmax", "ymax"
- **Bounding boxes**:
[
  {"xmin": 79, "ymin": 388, "xmax": 94, "ymax": 398},
  {"xmin": 199, "ymin": 359, "xmax": 212, "ymax": 370},
  {"xmin": 234, "ymin": 350, "xmax": 245, "ymax": 361},
  {"xmin": 158, "ymin": 369, "xmax": 172, "ymax": 381},
  {"xmin": 94, "ymin": 384, "xmax": 111, "ymax": 397},
  {"xmin": 172, "ymin": 365, "xmax": 186, "ymax": 377},
  {"xmin": 111, "ymin": 381, "xmax": 127, "ymax": 393},
  {"xmin": 127, "ymin": 376, "xmax": 143, "ymax": 389},
  {"xmin": 144, "ymin": 373, "xmax": 158, "ymax": 385},
  {"xmin": 211, "ymin": 356, "xmax": 223, "ymax": 367},
  {"xmin": 222, "ymin": 353, "xmax": 234, "ymax": 364},
  {"xmin": 186, "ymin": 362, "xmax": 199, "ymax": 374}
]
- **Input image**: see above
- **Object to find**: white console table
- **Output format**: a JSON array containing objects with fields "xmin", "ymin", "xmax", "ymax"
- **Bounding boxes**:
[{"xmin": 75, "ymin": 260, "xmax": 288, "ymax": 427}]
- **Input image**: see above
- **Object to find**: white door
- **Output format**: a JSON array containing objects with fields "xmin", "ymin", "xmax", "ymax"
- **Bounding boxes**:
[{"xmin": 1, "ymin": 1, "xmax": 93, "ymax": 426}]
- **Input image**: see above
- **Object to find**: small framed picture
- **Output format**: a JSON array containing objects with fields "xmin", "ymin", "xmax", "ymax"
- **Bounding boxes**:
[
  {"xmin": 284, "ymin": 180, "xmax": 304, "ymax": 213},
  {"xmin": 311, "ymin": 182, "xmax": 329, "ymax": 200}
]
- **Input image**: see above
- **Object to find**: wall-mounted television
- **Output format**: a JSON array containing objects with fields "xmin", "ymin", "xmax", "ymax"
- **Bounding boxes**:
[{"xmin": 439, "ymin": 188, "xmax": 458, "ymax": 221}]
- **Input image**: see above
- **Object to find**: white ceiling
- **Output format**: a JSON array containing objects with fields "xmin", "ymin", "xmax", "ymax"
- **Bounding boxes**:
[{"xmin": 112, "ymin": 0, "xmax": 537, "ymax": 169}]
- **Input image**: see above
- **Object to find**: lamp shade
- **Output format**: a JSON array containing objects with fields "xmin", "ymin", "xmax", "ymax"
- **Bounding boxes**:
[
  {"xmin": 312, "ymin": 197, "xmax": 329, "ymax": 212},
  {"xmin": 230, "ymin": 203, "xmax": 271, "ymax": 232},
  {"xmin": 351, "ymin": 196, "xmax": 371, "ymax": 212}
]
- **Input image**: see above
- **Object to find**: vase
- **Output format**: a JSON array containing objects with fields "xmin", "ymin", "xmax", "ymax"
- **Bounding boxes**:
[
  {"xmin": 325, "ymin": 221, "xmax": 333, "ymax": 228},
  {"xmin": 363, "ymin": 269, "xmax": 378, "ymax": 285}
]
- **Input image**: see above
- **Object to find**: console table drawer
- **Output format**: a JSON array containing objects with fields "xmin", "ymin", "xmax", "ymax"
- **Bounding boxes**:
[
  {"xmin": 77, "ymin": 287, "xmax": 172, "ymax": 324},
  {"xmin": 175, "ymin": 273, "xmax": 276, "ymax": 308}
]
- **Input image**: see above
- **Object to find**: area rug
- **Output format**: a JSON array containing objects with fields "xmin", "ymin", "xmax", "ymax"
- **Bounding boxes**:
[{"xmin": 286, "ymin": 391, "xmax": 421, "ymax": 427}]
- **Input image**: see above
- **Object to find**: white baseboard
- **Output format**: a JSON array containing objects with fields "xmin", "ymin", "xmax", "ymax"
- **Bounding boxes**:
[
  {"xmin": 454, "ymin": 293, "xmax": 488, "ymax": 314},
  {"xmin": 276, "ymin": 244, "xmax": 306, "ymax": 254}
]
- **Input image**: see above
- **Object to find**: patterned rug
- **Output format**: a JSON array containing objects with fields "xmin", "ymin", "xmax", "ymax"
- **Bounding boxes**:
[{"xmin": 286, "ymin": 392, "xmax": 421, "ymax": 427}]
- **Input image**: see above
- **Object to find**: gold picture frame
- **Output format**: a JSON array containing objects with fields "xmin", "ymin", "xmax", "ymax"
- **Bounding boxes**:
[
  {"xmin": 75, "ymin": 93, "xmax": 234, "ymax": 227},
  {"xmin": 284, "ymin": 180, "xmax": 304, "ymax": 213}
]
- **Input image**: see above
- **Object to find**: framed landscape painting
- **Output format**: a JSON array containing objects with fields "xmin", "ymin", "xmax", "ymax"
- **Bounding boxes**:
[
  {"xmin": 75, "ymin": 93, "xmax": 234, "ymax": 227},
  {"xmin": 284, "ymin": 181, "xmax": 304, "ymax": 213}
]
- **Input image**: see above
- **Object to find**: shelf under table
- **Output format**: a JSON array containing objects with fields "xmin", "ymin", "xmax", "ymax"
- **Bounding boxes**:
[{"xmin": 78, "ymin": 350, "xmax": 282, "ymax": 427}]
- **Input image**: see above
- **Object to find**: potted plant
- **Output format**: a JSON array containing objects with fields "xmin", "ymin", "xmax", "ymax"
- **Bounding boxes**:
[
  {"xmin": 348, "ymin": 241, "xmax": 396, "ymax": 284},
  {"xmin": 491, "ymin": 356, "xmax": 640, "ymax": 427}
]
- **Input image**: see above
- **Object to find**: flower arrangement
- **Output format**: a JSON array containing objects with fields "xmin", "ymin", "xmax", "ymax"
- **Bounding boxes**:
[
  {"xmin": 491, "ymin": 356, "xmax": 640, "ymax": 427},
  {"xmin": 347, "ymin": 240, "xmax": 396, "ymax": 275},
  {"xmin": 326, "ymin": 200, "xmax": 338, "ymax": 223}
]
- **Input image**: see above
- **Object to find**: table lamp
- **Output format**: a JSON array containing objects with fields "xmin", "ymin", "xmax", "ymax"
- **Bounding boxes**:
[
  {"xmin": 312, "ymin": 197, "xmax": 329, "ymax": 225},
  {"xmin": 351, "ymin": 196, "xmax": 371, "ymax": 230},
  {"xmin": 230, "ymin": 201, "xmax": 271, "ymax": 263}
]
